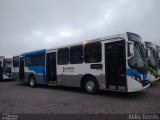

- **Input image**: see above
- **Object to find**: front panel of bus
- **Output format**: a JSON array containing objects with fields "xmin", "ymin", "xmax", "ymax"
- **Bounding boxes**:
[
  {"xmin": 126, "ymin": 32, "xmax": 150, "ymax": 92},
  {"xmin": 145, "ymin": 42, "xmax": 159, "ymax": 82},
  {"xmin": 3, "ymin": 59, "xmax": 12, "ymax": 79},
  {"xmin": 156, "ymin": 46, "xmax": 160, "ymax": 79}
]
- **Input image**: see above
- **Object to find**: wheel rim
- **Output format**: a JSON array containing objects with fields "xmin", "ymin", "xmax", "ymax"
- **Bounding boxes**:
[
  {"xmin": 86, "ymin": 81, "xmax": 95, "ymax": 92},
  {"xmin": 30, "ymin": 79, "xmax": 35, "ymax": 86}
]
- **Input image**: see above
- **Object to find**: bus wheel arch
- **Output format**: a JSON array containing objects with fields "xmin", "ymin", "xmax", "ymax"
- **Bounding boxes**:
[
  {"xmin": 28, "ymin": 74, "xmax": 36, "ymax": 87},
  {"xmin": 81, "ymin": 74, "xmax": 99, "ymax": 94}
]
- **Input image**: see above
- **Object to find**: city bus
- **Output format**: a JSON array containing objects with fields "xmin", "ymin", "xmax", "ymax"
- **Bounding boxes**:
[
  {"xmin": 12, "ymin": 32, "xmax": 150, "ymax": 94},
  {"xmin": 156, "ymin": 45, "xmax": 160, "ymax": 80},
  {"xmin": 0, "ymin": 57, "xmax": 12, "ymax": 80},
  {"xmin": 145, "ymin": 41, "xmax": 159, "ymax": 82}
]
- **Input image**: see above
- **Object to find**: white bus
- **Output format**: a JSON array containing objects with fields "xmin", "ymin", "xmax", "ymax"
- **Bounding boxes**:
[
  {"xmin": 12, "ymin": 32, "xmax": 150, "ymax": 94},
  {"xmin": 0, "ymin": 58, "xmax": 12, "ymax": 80},
  {"xmin": 156, "ymin": 45, "xmax": 160, "ymax": 80},
  {"xmin": 145, "ymin": 41, "xmax": 159, "ymax": 82}
]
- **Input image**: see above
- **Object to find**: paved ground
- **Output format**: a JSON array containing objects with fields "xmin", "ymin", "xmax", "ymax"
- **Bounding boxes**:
[{"xmin": 0, "ymin": 80, "xmax": 160, "ymax": 119}]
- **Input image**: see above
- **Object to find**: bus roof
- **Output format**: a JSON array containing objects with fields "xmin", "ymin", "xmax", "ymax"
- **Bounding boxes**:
[
  {"xmin": 47, "ymin": 32, "xmax": 129, "ymax": 52},
  {"xmin": 22, "ymin": 49, "xmax": 46, "ymax": 56}
]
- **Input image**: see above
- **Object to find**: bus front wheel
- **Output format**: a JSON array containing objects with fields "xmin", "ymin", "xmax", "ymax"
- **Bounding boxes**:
[
  {"xmin": 84, "ymin": 77, "xmax": 99, "ymax": 94},
  {"xmin": 29, "ymin": 76, "xmax": 36, "ymax": 87}
]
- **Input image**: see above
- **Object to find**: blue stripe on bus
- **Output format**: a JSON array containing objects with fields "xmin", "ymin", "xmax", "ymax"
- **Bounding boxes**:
[
  {"xmin": 126, "ymin": 68, "xmax": 148, "ymax": 81},
  {"xmin": 22, "ymin": 49, "xmax": 46, "ymax": 56},
  {"xmin": 21, "ymin": 49, "xmax": 47, "ymax": 82},
  {"xmin": 27, "ymin": 66, "xmax": 46, "ymax": 81},
  {"xmin": 143, "ymin": 74, "xmax": 148, "ymax": 80}
]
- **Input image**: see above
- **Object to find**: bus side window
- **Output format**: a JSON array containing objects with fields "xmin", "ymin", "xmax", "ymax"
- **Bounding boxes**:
[
  {"xmin": 35, "ymin": 53, "xmax": 45, "ymax": 66},
  {"xmin": 58, "ymin": 48, "xmax": 69, "ymax": 65},
  {"xmin": 25, "ymin": 55, "xmax": 34, "ymax": 66},
  {"xmin": 84, "ymin": 42, "xmax": 102, "ymax": 63},
  {"xmin": 25, "ymin": 53, "xmax": 45, "ymax": 66},
  {"xmin": 70, "ymin": 45, "xmax": 83, "ymax": 64},
  {"xmin": 13, "ymin": 56, "xmax": 19, "ymax": 67}
]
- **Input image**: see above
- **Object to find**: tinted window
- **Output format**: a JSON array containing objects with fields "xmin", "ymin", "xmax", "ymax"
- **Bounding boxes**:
[
  {"xmin": 84, "ymin": 42, "xmax": 102, "ymax": 63},
  {"xmin": 3, "ymin": 59, "xmax": 12, "ymax": 71},
  {"xmin": 25, "ymin": 55, "xmax": 34, "ymax": 66},
  {"xmin": 70, "ymin": 45, "xmax": 83, "ymax": 64},
  {"xmin": 35, "ymin": 54, "xmax": 45, "ymax": 65},
  {"xmin": 58, "ymin": 48, "xmax": 69, "ymax": 65},
  {"xmin": 127, "ymin": 33, "xmax": 142, "ymax": 42},
  {"xmin": 25, "ymin": 53, "xmax": 45, "ymax": 66},
  {"xmin": 156, "ymin": 46, "xmax": 160, "ymax": 51},
  {"xmin": 129, "ymin": 44, "xmax": 145, "ymax": 68},
  {"xmin": 13, "ymin": 56, "xmax": 19, "ymax": 67}
]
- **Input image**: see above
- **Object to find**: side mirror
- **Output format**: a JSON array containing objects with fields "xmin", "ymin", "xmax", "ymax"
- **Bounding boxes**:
[
  {"xmin": 128, "ymin": 42, "xmax": 134, "ymax": 59},
  {"xmin": 146, "ymin": 48, "xmax": 151, "ymax": 58}
]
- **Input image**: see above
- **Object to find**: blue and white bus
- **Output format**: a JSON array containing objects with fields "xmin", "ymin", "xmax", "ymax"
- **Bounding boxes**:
[
  {"xmin": 12, "ymin": 32, "xmax": 150, "ymax": 94},
  {"xmin": 145, "ymin": 41, "xmax": 159, "ymax": 82}
]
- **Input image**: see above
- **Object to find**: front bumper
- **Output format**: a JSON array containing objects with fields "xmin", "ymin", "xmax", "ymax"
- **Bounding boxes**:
[{"xmin": 141, "ymin": 80, "xmax": 150, "ymax": 86}]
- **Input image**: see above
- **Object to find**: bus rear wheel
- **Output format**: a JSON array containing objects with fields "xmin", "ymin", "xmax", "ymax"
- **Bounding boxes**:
[
  {"xmin": 84, "ymin": 77, "xmax": 99, "ymax": 94},
  {"xmin": 29, "ymin": 76, "xmax": 36, "ymax": 87}
]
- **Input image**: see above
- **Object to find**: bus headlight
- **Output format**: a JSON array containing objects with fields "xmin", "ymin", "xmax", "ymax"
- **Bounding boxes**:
[
  {"xmin": 131, "ymin": 74, "xmax": 141, "ymax": 82},
  {"xmin": 136, "ymin": 77, "xmax": 140, "ymax": 82},
  {"xmin": 131, "ymin": 75, "xmax": 135, "ymax": 79}
]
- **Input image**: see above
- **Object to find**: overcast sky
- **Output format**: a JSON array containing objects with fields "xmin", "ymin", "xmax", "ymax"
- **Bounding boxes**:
[{"xmin": 0, "ymin": 0, "xmax": 160, "ymax": 57}]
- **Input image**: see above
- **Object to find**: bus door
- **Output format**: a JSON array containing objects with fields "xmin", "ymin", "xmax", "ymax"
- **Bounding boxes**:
[
  {"xmin": 105, "ymin": 40, "xmax": 127, "ymax": 91},
  {"xmin": 47, "ymin": 52, "xmax": 57, "ymax": 84},
  {"xmin": 19, "ymin": 57, "xmax": 24, "ymax": 80}
]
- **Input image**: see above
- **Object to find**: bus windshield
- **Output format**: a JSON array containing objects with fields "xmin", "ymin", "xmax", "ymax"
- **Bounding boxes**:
[
  {"xmin": 145, "ymin": 42, "xmax": 157, "ymax": 66},
  {"xmin": 145, "ymin": 42, "xmax": 156, "ymax": 50},
  {"xmin": 148, "ymin": 50, "xmax": 156, "ymax": 66},
  {"xmin": 145, "ymin": 42, "xmax": 156, "ymax": 59},
  {"xmin": 129, "ymin": 43, "xmax": 145, "ymax": 67},
  {"xmin": 127, "ymin": 33, "xmax": 146, "ymax": 68},
  {"xmin": 3, "ymin": 59, "xmax": 12, "ymax": 72},
  {"xmin": 156, "ymin": 46, "xmax": 160, "ymax": 51}
]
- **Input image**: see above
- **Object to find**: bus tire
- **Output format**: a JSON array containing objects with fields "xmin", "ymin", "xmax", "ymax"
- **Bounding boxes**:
[
  {"xmin": 84, "ymin": 76, "xmax": 99, "ymax": 94},
  {"xmin": 29, "ymin": 75, "xmax": 36, "ymax": 87}
]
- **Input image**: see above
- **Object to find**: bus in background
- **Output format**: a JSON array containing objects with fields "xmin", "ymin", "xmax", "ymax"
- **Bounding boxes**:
[
  {"xmin": 12, "ymin": 32, "xmax": 150, "ymax": 94},
  {"xmin": 156, "ymin": 45, "xmax": 160, "ymax": 80},
  {"xmin": 0, "ymin": 56, "xmax": 5, "ymax": 80},
  {"xmin": 145, "ymin": 41, "xmax": 159, "ymax": 82},
  {"xmin": 0, "ymin": 57, "xmax": 12, "ymax": 80},
  {"xmin": 156, "ymin": 46, "xmax": 160, "ymax": 51}
]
